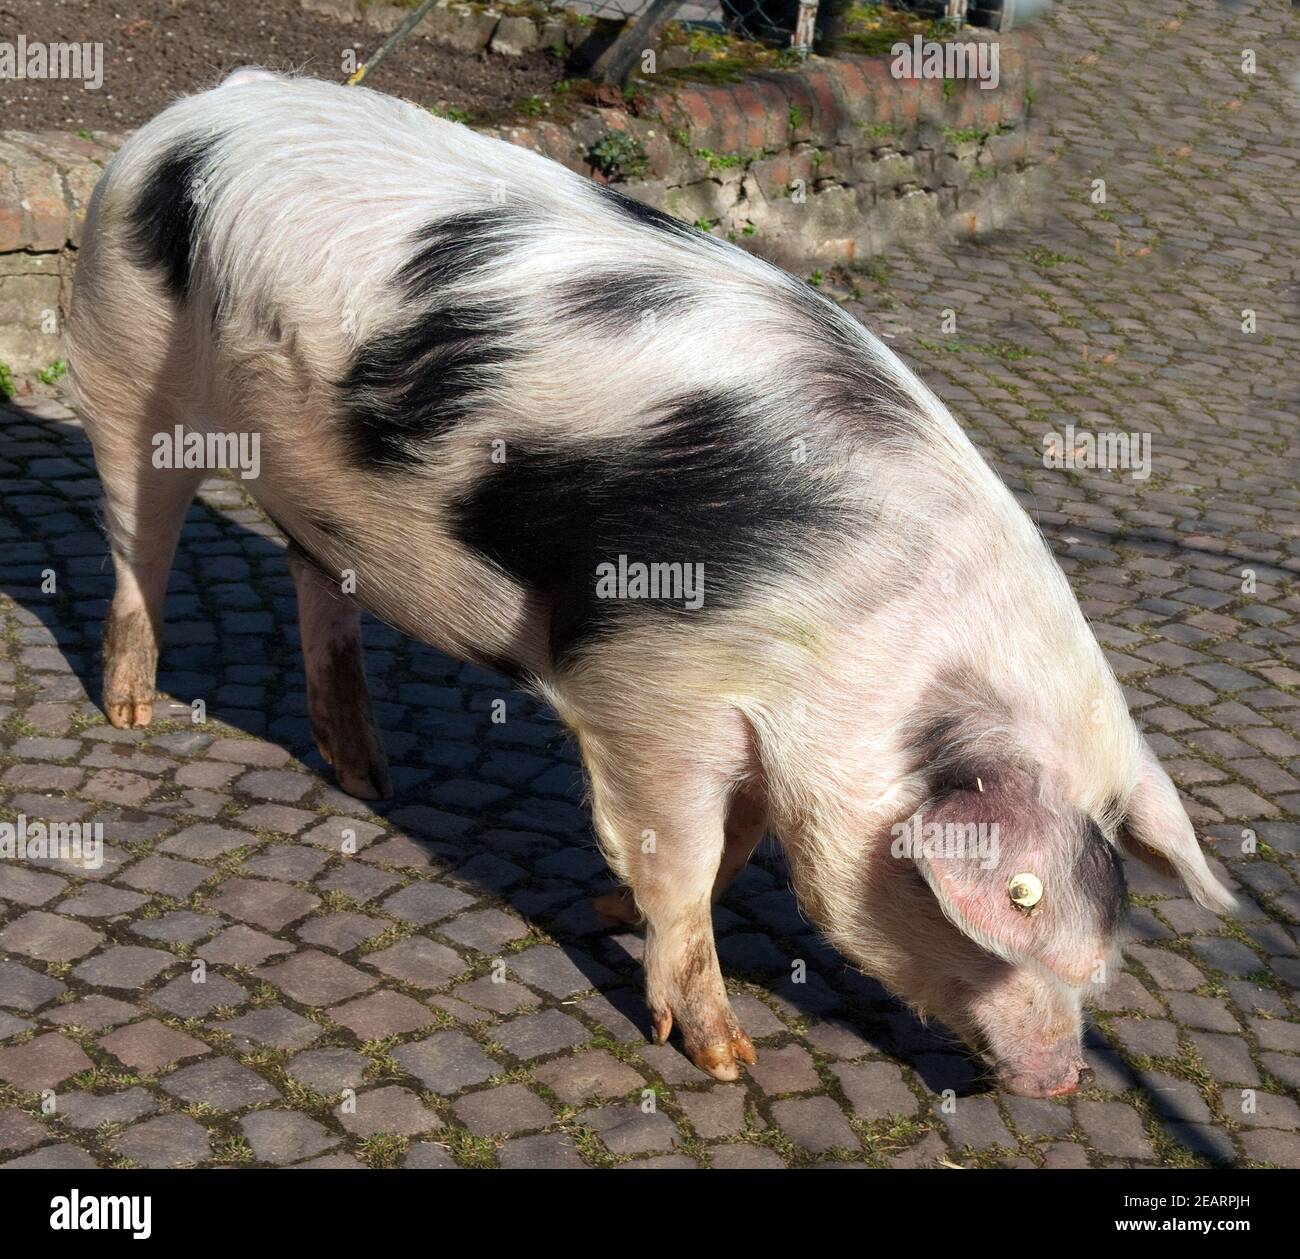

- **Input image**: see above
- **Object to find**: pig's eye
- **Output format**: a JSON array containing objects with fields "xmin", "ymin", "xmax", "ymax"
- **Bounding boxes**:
[{"xmin": 1007, "ymin": 872, "xmax": 1044, "ymax": 909}]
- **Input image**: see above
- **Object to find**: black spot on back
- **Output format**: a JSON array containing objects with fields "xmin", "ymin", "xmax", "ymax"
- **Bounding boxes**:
[
  {"xmin": 450, "ymin": 387, "xmax": 856, "ymax": 662},
  {"xmin": 399, "ymin": 209, "xmax": 518, "ymax": 290},
  {"xmin": 340, "ymin": 209, "xmax": 521, "ymax": 467},
  {"xmin": 785, "ymin": 283, "xmax": 926, "ymax": 441},
  {"xmin": 129, "ymin": 135, "xmax": 222, "ymax": 298},
  {"xmin": 594, "ymin": 186, "xmax": 921, "ymax": 443},
  {"xmin": 592, "ymin": 182, "xmax": 697, "ymax": 240},
  {"xmin": 341, "ymin": 302, "xmax": 513, "ymax": 465},
  {"xmin": 555, "ymin": 271, "xmax": 699, "ymax": 330}
]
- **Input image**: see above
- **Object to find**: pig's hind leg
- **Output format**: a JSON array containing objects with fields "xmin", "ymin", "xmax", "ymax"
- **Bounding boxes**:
[
  {"xmin": 288, "ymin": 552, "xmax": 392, "ymax": 800},
  {"xmin": 97, "ymin": 452, "xmax": 202, "ymax": 728},
  {"xmin": 72, "ymin": 363, "xmax": 201, "ymax": 728},
  {"xmin": 68, "ymin": 203, "xmax": 204, "ymax": 728},
  {"xmin": 582, "ymin": 729, "xmax": 759, "ymax": 1080}
]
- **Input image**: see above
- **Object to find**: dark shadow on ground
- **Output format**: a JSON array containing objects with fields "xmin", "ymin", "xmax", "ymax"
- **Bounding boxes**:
[{"xmin": 0, "ymin": 400, "xmax": 1134, "ymax": 1106}]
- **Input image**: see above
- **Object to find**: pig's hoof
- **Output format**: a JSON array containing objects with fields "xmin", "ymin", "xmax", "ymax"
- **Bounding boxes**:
[
  {"xmin": 594, "ymin": 886, "xmax": 642, "ymax": 928},
  {"xmin": 104, "ymin": 695, "xmax": 153, "ymax": 729},
  {"xmin": 332, "ymin": 756, "xmax": 393, "ymax": 801},
  {"xmin": 103, "ymin": 610, "xmax": 157, "ymax": 729},
  {"xmin": 651, "ymin": 1007, "xmax": 758, "ymax": 1081},
  {"xmin": 313, "ymin": 731, "xmax": 392, "ymax": 800},
  {"xmin": 691, "ymin": 1026, "xmax": 758, "ymax": 1082}
]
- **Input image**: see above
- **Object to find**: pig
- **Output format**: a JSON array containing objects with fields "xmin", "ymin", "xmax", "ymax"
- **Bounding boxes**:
[{"xmin": 66, "ymin": 70, "xmax": 1236, "ymax": 1095}]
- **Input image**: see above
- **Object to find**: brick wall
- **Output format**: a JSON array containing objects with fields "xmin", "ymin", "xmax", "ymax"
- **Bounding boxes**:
[
  {"xmin": 483, "ymin": 34, "xmax": 1043, "ymax": 271},
  {"xmin": 0, "ymin": 131, "xmax": 123, "ymax": 374},
  {"xmin": 0, "ymin": 35, "xmax": 1040, "ymax": 373}
]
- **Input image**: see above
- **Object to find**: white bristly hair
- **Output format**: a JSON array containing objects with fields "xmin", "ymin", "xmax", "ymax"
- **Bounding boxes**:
[{"xmin": 67, "ymin": 71, "xmax": 1234, "ymax": 1091}]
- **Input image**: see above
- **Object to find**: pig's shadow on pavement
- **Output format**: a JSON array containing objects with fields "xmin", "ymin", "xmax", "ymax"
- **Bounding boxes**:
[{"xmin": 4, "ymin": 407, "xmax": 1221, "ymax": 1143}]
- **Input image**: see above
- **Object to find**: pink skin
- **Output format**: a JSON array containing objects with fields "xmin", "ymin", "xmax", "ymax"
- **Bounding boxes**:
[
  {"xmin": 913, "ymin": 951, "xmax": 1098, "ymax": 1098},
  {"xmin": 848, "ymin": 853, "xmax": 1097, "ymax": 1098},
  {"xmin": 996, "ymin": 1047, "xmax": 1090, "ymax": 1099},
  {"xmin": 963, "ymin": 967, "xmax": 1092, "ymax": 1098},
  {"xmin": 910, "ymin": 963, "xmax": 1092, "ymax": 1098}
]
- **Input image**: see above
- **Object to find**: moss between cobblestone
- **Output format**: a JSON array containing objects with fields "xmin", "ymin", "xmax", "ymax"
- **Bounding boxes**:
[{"xmin": 356, "ymin": 1132, "xmax": 409, "ymax": 1167}]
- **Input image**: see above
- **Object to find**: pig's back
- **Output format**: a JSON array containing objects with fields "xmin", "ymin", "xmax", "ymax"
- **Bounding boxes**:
[
  {"xmin": 104, "ymin": 74, "xmax": 931, "ymax": 453},
  {"xmin": 93, "ymin": 74, "xmax": 1046, "ymax": 676}
]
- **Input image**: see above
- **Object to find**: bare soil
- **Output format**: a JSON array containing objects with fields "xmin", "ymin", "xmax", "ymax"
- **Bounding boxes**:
[{"xmin": 0, "ymin": 0, "xmax": 562, "ymax": 131}]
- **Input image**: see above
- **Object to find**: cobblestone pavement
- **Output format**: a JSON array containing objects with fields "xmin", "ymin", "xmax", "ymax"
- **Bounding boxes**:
[{"xmin": 1, "ymin": 0, "xmax": 1297, "ymax": 1169}]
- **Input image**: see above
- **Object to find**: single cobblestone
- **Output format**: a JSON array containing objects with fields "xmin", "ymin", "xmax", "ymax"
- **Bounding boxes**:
[
  {"xmin": 111, "ymin": 1115, "xmax": 212, "ymax": 1169},
  {"xmin": 451, "ymin": 1082, "xmax": 554, "ymax": 1136},
  {"xmin": 240, "ymin": 1111, "xmax": 338, "ymax": 1165},
  {"xmin": 253, "ymin": 951, "xmax": 374, "ymax": 1006},
  {"xmin": 533, "ymin": 1050, "xmax": 645, "ymax": 1104},
  {"xmin": 577, "ymin": 1103, "xmax": 678, "ymax": 1157},
  {"xmin": 0, "ymin": 1033, "xmax": 93, "ymax": 1090},
  {"xmin": 499, "ymin": 1132, "xmax": 586, "ymax": 1168},
  {"xmin": 335, "ymin": 1086, "xmax": 442, "ymax": 1138},
  {"xmin": 392, "ymin": 1030, "xmax": 500, "ymax": 1094},
  {"xmin": 55, "ymin": 1088, "xmax": 158, "ymax": 1130}
]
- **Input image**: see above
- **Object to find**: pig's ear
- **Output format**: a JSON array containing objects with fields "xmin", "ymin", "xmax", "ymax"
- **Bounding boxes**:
[
  {"xmin": 908, "ymin": 779, "xmax": 1124, "ymax": 986},
  {"xmin": 1117, "ymin": 746, "xmax": 1237, "ymax": 914}
]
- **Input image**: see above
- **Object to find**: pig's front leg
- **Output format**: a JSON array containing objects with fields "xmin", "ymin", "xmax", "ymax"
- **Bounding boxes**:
[
  {"xmin": 594, "ymin": 784, "xmax": 767, "ymax": 927},
  {"xmin": 644, "ymin": 895, "xmax": 757, "ymax": 1080},
  {"xmin": 288, "ymin": 552, "xmax": 392, "ymax": 800},
  {"xmin": 584, "ymin": 743, "xmax": 758, "ymax": 1080}
]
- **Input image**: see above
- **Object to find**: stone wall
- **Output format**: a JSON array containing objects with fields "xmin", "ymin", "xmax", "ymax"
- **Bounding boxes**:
[
  {"xmin": 486, "ymin": 32, "xmax": 1041, "ymax": 270},
  {"xmin": 0, "ymin": 131, "xmax": 121, "ymax": 375},
  {"xmin": 0, "ymin": 33, "xmax": 1040, "ymax": 373}
]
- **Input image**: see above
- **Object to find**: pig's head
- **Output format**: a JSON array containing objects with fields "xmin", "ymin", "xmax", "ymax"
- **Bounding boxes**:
[{"xmin": 846, "ymin": 742, "xmax": 1235, "ymax": 1098}]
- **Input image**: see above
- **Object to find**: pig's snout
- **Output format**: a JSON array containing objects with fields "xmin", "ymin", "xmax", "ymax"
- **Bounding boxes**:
[{"xmin": 994, "ymin": 1054, "xmax": 1092, "ymax": 1099}]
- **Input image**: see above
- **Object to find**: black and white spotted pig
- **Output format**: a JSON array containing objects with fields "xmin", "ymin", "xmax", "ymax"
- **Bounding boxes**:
[{"xmin": 67, "ymin": 71, "xmax": 1234, "ymax": 1094}]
